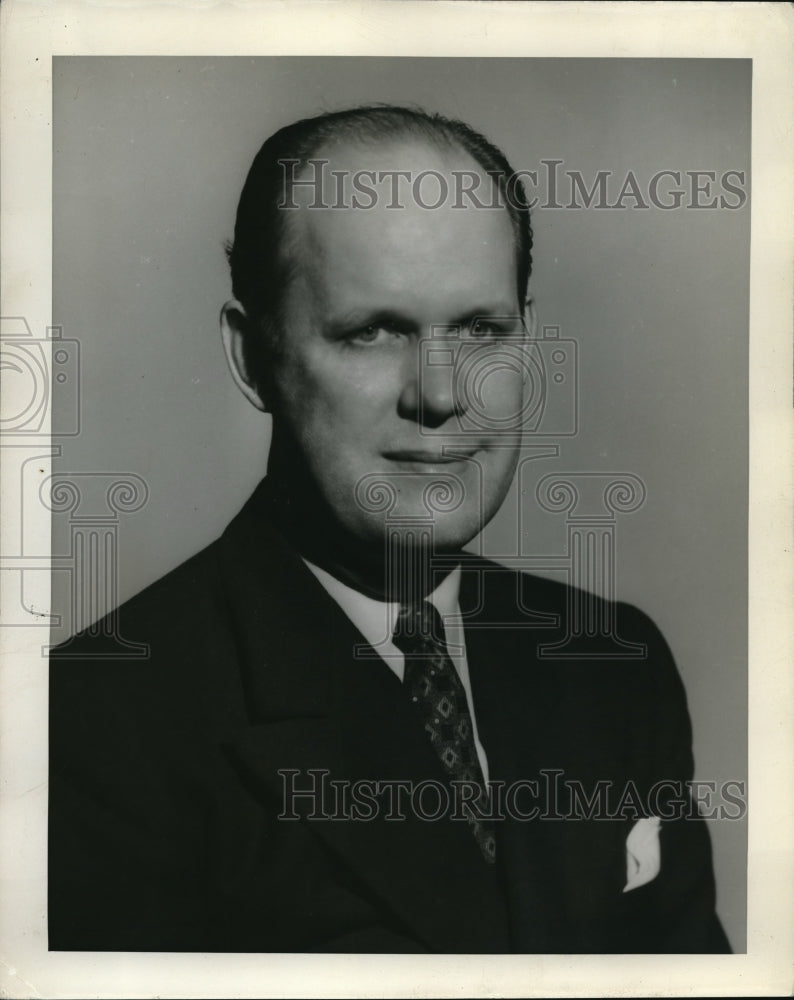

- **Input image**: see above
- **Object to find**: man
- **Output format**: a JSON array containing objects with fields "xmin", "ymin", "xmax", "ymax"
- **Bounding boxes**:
[{"xmin": 49, "ymin": 105, "xmax": 730, "ymax": 953}]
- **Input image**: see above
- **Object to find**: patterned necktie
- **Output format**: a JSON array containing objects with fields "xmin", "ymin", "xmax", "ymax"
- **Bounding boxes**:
[{"xmin": 393, "ymin": 601, "xmax": 496, "ymax": 864}]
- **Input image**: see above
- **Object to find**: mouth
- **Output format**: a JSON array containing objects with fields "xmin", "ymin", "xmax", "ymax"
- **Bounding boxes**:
[{"xmin": 382, "ymin": 448, "xmax": 481, "ymax": 467}]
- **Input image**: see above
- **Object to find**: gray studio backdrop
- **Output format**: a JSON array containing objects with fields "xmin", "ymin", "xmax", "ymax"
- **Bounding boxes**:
[{"xmin": 52, "ymin": 57, "xmax": 749, "ymax": 949}]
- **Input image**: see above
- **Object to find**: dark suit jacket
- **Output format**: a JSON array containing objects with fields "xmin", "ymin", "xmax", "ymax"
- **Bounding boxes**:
[{"xmin": 49, "ymin": 481, "xmax": 730, "ymax": 953}]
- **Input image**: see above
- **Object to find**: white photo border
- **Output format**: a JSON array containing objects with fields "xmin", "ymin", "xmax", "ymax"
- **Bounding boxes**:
[{"xmin": 1, "ymin": 1, "xmax": 792, "ymax": 997}]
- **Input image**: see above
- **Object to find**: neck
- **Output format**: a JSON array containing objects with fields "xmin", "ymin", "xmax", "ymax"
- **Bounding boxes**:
[{"xmin": 260, "ymin": 474, "xmax": 458, "ymax": 603}]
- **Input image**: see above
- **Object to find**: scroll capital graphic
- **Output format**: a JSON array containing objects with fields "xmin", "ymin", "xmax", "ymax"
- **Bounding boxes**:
[
  {"xmin": 536, "ymin": 472, "xmax": 645, "ymax": 521},
  {"xmin": 355, "ymin": 471, "xmax": 465, "ymax": 523},
  {"xmin": 41, "ymin": 473, "xmax": 148, "ymax": 521},
  {"xmin": 421, "ymin": 474, "xmax": 465, "ymax": 518}
]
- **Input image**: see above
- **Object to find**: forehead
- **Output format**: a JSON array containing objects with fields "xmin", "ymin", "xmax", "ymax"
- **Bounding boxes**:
[{"xmin": 285, "ymin": 136, "xmax": 517, "ymax": 305}]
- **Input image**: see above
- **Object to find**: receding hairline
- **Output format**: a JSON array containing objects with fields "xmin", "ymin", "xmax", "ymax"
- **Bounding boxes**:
[{"xmin": 278, "ymin": 131, "xmax": 521, "ymax": 300}]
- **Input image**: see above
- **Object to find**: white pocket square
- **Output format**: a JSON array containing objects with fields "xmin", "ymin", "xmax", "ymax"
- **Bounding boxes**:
[{"xmin": 623, "ymin": 816, "xmax": 661, "ymax": 893}]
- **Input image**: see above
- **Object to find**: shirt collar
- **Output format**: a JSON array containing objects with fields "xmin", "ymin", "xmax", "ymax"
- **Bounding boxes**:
[{"xmin": 302, "ymin": 559, "xmax": 462, "ymax": 655}]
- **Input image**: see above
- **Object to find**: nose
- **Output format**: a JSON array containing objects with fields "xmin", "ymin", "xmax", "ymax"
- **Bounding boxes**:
[{"xmin": 397, "ymin": 337, "xmax": 466, "ymax": 428}]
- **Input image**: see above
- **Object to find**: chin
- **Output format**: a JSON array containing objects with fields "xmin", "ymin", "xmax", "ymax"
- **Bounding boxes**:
[
  {"xmin": 352, "ymin": 507, "xmax": 487, "ymax": 555},
  {"xmin": 336, "ymin": 467, "xmax": 508, "ymax": 555},
  {"xmin": 429, "ymin": 510, "xmax": 490, "ymax": 552}
]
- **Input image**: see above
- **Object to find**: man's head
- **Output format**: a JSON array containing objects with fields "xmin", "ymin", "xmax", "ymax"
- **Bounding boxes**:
[{"xmin": 221, "ymin": 105, "xmax": 536, "ymax": 582}]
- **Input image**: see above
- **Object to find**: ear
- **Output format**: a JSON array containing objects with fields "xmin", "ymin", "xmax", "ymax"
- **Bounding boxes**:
[
  {"xmin": 523, "ymin": 294, "xmax": 538, "ymax": 337},
  {"xmin": 220, "ymin": 300, "xmax": 268, "ymax": 412}
]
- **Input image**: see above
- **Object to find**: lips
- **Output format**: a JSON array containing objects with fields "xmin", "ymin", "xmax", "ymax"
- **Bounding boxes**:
[{"xmin": 382, "ymin": 448, "xmax": 480, "ymax": 465}]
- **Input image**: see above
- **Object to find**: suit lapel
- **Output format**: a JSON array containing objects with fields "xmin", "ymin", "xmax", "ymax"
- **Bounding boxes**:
[
  {"xmin": 461, "ymin": 561, "xmax": 573, "ymax": 951},
  {"xmin": 217, "ymin": 486, "xmax": 511, "ymax": 953}
]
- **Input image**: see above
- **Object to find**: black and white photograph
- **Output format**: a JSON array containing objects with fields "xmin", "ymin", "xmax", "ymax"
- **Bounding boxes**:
[{"xmin": 0, "ymin": 2, "xmax": 792, "ymax": 997}]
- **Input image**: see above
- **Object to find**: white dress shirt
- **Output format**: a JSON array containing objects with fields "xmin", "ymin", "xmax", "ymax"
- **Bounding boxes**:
[{"xmin": 302, "ymin": 560, "xmax": 490, "ymax": 783}]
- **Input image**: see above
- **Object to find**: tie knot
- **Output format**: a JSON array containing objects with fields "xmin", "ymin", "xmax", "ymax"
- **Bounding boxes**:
[{"xmin": 393, "ymin": 600, "xmax": 447, "ymax": 655}]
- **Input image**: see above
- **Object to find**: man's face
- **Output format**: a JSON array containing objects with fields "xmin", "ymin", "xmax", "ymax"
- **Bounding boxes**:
[{"xmin": 265, "ymin": 138, "xmax": 530, "ymax": 553}]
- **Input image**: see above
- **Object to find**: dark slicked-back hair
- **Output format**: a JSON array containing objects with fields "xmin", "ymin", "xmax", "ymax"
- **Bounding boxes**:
[{"xmin": 226, "ymin": 104, "xmax": 534, "ymax": 390}]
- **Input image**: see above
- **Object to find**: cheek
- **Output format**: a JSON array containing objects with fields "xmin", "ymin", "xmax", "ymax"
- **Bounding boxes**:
[
  {"xmin": 273, "ymin": 347, "xmax": 393, "ymax": 447},
  {"xmin": 456, "ymin": 343, "xmax": 528, "ymax": 429},
  {"xmin": 465, "ymin": 369, "xmax": 526, "ymax": 431}
]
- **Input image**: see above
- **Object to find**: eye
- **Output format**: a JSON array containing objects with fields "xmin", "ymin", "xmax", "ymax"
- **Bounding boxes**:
[
  {"xmin": 470, "ymin": 318, "xmax": 501, "ymax": 338},
  {"xmin": 355, "ymin": 325, "xmax": 384, "ymax": 343},
  {"xmin": 346, "ymin": 321, "xmax": 406, "ymax": 346},
  {"xmin": 469, "ymin": 316, "xmax": 523, "ymax": 339}
]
